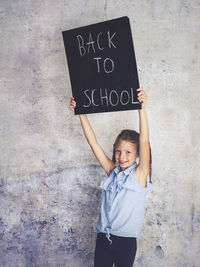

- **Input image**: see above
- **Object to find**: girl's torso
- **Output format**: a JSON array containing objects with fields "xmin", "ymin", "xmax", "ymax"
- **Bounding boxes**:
[{"xmin": 96, "ymin": 162, "xmax": 153, "ymax": 241}]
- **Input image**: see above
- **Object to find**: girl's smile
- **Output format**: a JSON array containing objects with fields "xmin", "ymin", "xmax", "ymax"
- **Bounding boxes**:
[
  {"xmin": 114, "ymin": 140, "xmax": 138, "ymax": 171},
  {"xmin": 119, "ymin": 160, "xmax": 128, "ymax": 164}
]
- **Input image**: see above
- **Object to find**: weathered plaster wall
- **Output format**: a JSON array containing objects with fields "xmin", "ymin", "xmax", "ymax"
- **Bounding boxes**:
[{"xmin": 0, "ymin": 0, "xmax": 200, "ymax": 266}]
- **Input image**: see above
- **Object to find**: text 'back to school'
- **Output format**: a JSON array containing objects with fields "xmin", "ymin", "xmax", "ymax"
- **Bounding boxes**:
[{"xmin": 76, "ymin": 30, "xmax": 139, "ymax": 108}]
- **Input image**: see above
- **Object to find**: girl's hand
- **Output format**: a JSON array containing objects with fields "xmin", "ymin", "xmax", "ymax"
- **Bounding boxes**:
[
  {"xmin": 137, "ymin": 88, "xmax": 148, "ymax": 109},
  {"xmin": 69, "ymin": 96, "xmax": 76, "ymax": 111}
]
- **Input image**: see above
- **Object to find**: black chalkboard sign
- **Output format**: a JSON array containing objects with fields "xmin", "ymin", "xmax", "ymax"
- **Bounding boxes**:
[{"xmin": 62, "ymin": 16, "xmax": 141, "ymax": 115}]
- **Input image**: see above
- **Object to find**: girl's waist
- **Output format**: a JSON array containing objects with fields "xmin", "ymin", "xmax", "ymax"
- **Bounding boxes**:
[{"xmin": 97, "ymin": 232, "xmax": 137, "ymax": 240}]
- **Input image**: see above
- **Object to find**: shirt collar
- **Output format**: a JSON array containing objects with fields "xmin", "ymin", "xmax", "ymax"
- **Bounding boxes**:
[{"xmin": 114, "ymin": 162, "xmax": 137, "ymax": 176}]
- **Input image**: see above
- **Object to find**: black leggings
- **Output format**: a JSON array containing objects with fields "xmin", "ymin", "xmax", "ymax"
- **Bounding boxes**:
[{"xmin": 94, "ymin": 233, "xmax": 137, "ymax": 267}]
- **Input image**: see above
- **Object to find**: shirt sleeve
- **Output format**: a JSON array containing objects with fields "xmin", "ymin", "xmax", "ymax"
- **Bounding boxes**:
[
  {"xmin": 122, "ymin": 172, "xmax": 153, "ymax": 194},
  {"xmin": 99, "ymin": 168, "xmax": 115, "ymax": 191}
]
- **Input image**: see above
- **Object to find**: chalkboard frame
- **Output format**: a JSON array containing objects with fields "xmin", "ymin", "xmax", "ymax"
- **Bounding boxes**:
[{"xmin": 62, "ymin": 16, "xmax": 141, "ymax": 114}]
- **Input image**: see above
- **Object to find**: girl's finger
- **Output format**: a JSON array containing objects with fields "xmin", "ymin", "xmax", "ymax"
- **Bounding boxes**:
[
  {"xmin": 138, "ymin": 94, "xmax": 147, "ymax": 101},
  {"xmin": 71, "ymin": 101, "xmax": 76, "ymax": 105},
  {"xmin": 70, "ymin": 105, "xmax": 75, "ymax": 110},
  {"xmin": 137, "ymin": 89, "xmax": 146, "ymax": 94},
  {"xmin": 139, "ymin": 93, "xmax": 147, "ymax": 99},
  {"xmin": 69, "ymin": 95, "xmax": 76, "ymax": 111},
  {"xmin": 137, "ymin": 92, "xmax": 145, "ymax": 97},
  {"xmin": 138, "ymin": 93, "xmax": 146, "ymax": 98},
  {"xmin": 137, "ymin": 88, "xmax": 146, "ymax": 95},
  {"xmin": 139, "ymin": 97, "xmax": 147, "ymax": 102},
  {"xmin": 138, "ymin": 95, "xmax": 147, "ymax": 102}
]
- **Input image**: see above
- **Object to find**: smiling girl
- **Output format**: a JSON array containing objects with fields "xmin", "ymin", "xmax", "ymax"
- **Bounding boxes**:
[{"xmin": 70, "ymin": 88, "xmax": 153, "ymax": 267}]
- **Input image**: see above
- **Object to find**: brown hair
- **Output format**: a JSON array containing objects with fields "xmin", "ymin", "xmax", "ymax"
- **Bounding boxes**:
[{"xmin": 112, "ymin": 129, "xmax": 152, "ymax": 183}]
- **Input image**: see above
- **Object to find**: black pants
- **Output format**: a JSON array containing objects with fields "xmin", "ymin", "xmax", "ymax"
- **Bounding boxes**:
[{"xmin": 94, "ymin": 233, "xmax": 137, "ymax": 267}]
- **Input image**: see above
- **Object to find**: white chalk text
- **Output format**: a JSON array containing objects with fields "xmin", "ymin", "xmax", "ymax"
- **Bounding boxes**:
[{"xmin": 83, "ymin": 87, "xmax": 139, "ymax": 108}]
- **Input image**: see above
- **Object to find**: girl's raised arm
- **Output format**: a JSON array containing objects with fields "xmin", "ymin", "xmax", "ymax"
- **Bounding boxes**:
[
  {"xmin": 70, "ymin": 97, "xmax": 115, "ymax": 176},
  {"xmin": 135, "ymin": 88, "xmax": 150, "ymax": 187}
]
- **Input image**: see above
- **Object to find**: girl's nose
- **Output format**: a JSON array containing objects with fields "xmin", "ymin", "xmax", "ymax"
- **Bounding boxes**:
[{"xmin": 119, "ymin": 152, "xmax": 126, "ymax": 158}]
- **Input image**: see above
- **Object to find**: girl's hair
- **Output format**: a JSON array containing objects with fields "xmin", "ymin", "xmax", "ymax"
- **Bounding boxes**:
[{"xmin": 112, "ymin": 129, "xmax": 152, "ymax": 183}]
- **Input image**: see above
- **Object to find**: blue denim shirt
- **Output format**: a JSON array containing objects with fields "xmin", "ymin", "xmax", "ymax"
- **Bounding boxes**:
[{"xmin": 96, "ymin": 162, "xmax": 153, "ymax": 244}]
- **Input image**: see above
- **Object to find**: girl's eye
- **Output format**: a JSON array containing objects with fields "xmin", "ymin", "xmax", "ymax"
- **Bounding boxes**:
[
  {"xmin": 115, "ymin": 150, "xmax": 120, "ymax": 153},
  {"xmin": 127, "ymin": 151, "xmax": 131, "ymax": 154}
]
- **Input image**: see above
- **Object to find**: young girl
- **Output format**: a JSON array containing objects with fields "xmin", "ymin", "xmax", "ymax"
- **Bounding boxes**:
[{"xmin": 70, "ymin": 88, "xmax": 153, "ymax": 267}]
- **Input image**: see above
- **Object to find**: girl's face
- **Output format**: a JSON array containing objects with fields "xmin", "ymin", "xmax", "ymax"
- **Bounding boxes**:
[{"xmin": 114, "ymin": 139, "xmax": 138, "ymax": 171}]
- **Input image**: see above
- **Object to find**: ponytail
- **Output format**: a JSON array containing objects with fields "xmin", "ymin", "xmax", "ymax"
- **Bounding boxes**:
[
  {"xmin": 112, "ymin": 143, "xmax": 116, "ymax": 163},
  {"xmin": 149, "ymin": 143, "xmax": 152, "ymax": 184}
]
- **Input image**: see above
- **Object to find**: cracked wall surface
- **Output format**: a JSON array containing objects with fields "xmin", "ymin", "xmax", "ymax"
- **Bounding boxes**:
[{"xmin": 0, "ymin": 0, "xmax": 200, "ymax": 266}]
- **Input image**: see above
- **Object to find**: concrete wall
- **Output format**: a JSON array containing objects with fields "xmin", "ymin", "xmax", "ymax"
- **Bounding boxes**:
[{"xmin": 0, "ymin": 0, "xmax": 199, "ymax": 266}]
